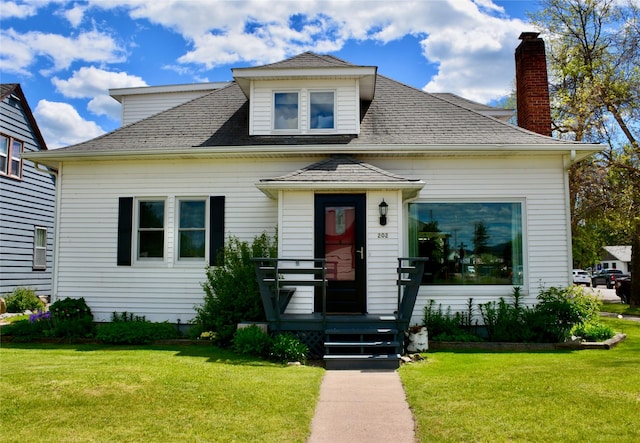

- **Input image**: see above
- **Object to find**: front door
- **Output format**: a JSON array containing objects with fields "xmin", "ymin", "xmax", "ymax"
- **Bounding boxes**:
[{"xmin": 314, "ymin": 194, "xmax": 366, "ymax": 313}]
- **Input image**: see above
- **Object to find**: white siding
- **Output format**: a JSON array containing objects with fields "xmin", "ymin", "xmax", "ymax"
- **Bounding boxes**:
[
  {"xmin": 120, "ymin": 91, "xmax": 213, "ymax": 126},
  {"xmin": 249, "ymin": 79, "xmax": 359, "ymax": 135},
  {"xmin": 55, "ymin": 154, "xmax": 572, "ymax": 325},
  {"xmin": 54, "ymin": 158, "xmax": 306, "ymax": 322}
]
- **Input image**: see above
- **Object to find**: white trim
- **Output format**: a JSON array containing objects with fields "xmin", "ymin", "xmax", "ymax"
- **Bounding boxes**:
[
  {"xmin": 134, "ymin": 197, "xmax": 167, "ymax": 265},
  {"xmin": 174, "ymin": 197, "xmax": 208, "ymax": 265}
]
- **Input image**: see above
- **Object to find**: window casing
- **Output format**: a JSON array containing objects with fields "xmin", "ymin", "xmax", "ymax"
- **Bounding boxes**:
[
  {"xmin": 273, "ymin": 92, "xmax": 299, "ymax": 130},
  {"xmin": 1, "ymin": 133, "xmax": 23, "ymax": 178},
  {"xmin": 136, "ymin": 199, "xmax": 165, "ymax": 261},
  {"xmin": 309, "ymin": 91, "xmax": 335, "ymax": 129},
  {"xmin": 33, "ymin": 226, "xmax": 47, "ymax": 270},
  {"xmin": 177, "ymin": 199, "xmax": 207, "ymax": 261},
  {"xmin": 408, "ymin": 202, "xmax": 524, "ymax": 285}
]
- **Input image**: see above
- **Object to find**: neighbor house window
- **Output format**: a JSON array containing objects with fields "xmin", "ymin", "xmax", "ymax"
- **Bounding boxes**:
[
  {"xmin": 33, "ymin": 226, "xmax": 47, "ymax": 270},
  {"xmin": 177, "ymin": 199, "xmax": 206, "ymax": 260},
  {"xmin": 137, "ymin": 200, "xmax": 165, "ymax": 260},
  {"xmin": 309, "ymin": 91, "xmax": 335, "ymax": 129},
  {"xmin": 1, "ymin": 133, "xmax": 23, "ymax": 178},
  {"xmin": 408, "ymin": 202, "xmax": 523, "ymax": 285},
  {"xmin": 273, "ymin": 92, "xmax": 299, "ymax": 129}
]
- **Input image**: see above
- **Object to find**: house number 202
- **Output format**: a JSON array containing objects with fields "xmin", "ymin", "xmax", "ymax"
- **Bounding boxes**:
[{"xmin": 378, "ymin": 233, "xmax": 389, "ymax": 239}]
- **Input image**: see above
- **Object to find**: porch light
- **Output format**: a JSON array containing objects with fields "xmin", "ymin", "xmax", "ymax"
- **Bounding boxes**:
[{"xmin": 378, "ymin": 199, "xmax": 388, "ymax": 226}]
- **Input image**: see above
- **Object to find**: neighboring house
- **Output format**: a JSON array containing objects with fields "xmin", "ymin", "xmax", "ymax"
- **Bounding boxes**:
[
  {"xmin": 25, "ymin": 33, "xmax": 601, "ymax": 330},
  {"xmin": 598, "ymin": 246, "xmax": 632, "ymax": 273},
  {"xmin": 0, "ymin": 84, "xmax": 55, "ymax": 299}
]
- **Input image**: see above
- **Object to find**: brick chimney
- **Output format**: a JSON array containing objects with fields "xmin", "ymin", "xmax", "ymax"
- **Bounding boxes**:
[{"xmin": 515, "ymin": 32, "xmax": 552, "ymax": 136}]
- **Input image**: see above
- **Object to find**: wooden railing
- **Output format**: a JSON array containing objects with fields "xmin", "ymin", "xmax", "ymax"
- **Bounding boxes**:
[
  {"xmin": 252, "ymin": 258, "xmax": 327, "ymax": 327},
  {"xmin": 396, "ymin": 257, "xmax": 428, "ymax": 329}
]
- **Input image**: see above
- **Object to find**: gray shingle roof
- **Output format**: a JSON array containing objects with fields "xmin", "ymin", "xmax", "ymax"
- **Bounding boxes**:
[{"xmin": 47, "ymin": 53, "xmax": 587, "ymax": 156}]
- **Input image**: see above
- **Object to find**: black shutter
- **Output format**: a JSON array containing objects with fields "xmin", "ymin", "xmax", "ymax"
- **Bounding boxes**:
[
  {"xmin": 117, "ymin": 197, "xmax": 133, "ymax": 266},
  {"xmin": 209, "ymin": 196, "xmax": 225, "ymax": 265}
]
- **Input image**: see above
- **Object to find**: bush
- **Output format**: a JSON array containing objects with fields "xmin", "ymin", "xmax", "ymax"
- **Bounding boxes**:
[
  {"xmin": 96, "ymin": 312, "xmax": 181, "ymax": 344},
  {"xmin": 1, "ymin": 317, "xmax": 52, "ymax": 341},
  {"xmin": 49, "ymin": 297, "xmax": 95, "ymax": 338},
  {"xmin": 4, "ymin": 287, "xmax": 45, "ymax": 313},
  {"xmin": 233, "ymin": 325, "xmax": 272, "ymax": 357},
  {"xmin": 478, "ymin": 287, "xmax": 534, "ymax": 342},
  {"xmin": 193, "ymin": 231, "xmax": 277, "ymax": 347},
  {"xmin": 422, "ymin": 299, "xmax": 481, "ymax": 342},
  {"xmin": 529, "ymin": 285, "xmax": 601, "ymax": 342},
  {"xmin": 422, "ymin": 286, "xmax": 607, "ymax": 343},
  {"xmin": 269, "ymin": 333, "xmax": 308, "ymax": 364},
  {"xmin": 571, "ymin": 321, "xmax": 616, "ymax": 342}
]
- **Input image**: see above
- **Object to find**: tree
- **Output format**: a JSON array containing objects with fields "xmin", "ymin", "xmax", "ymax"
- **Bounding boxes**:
[{"xmin": 529, "ymin": 0, "xmax": 640, "ymax": 306}]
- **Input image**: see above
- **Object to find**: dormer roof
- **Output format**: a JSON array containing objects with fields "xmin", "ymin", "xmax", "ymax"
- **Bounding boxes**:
[{"xmin": 232, "ymin": 52, "xmax": 377, "ymax": 100}]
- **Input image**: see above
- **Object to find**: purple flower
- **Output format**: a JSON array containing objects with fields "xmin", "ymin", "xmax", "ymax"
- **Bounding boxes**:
[{"xmin": 29, "ymin": 310, "xmax": 51, "ymax": 323}]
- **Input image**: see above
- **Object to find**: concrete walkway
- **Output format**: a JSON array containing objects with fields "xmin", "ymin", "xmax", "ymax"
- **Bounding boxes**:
[{"xmin": 308, "ymin": 370, "xmax": 415, "ymax": 443}]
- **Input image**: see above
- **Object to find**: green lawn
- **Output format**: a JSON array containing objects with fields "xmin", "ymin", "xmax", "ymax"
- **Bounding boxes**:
[
  {"xmin": 400, "ymin": 317, "xmax": 640, "ymax": 442},
  {"xmin": 2, "ymin": 317, "xmax": 639, "ymax": 442},
  {"xmin": 600, "ymin": 302, "xmax": 640, "ymax": 316},
  {"xmin": 0, "ymin": 344, "xmax": 324, "ymax": 442}
]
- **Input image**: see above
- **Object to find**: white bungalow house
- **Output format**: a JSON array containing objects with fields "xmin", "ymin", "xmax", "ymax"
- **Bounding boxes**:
[
  {"xmin": 598, "ymin": 246, "xmax": 632, "ymax": 273},
  {"xmin": 25, "ymin": 33, "xmax": 601, "ymax": 366}
]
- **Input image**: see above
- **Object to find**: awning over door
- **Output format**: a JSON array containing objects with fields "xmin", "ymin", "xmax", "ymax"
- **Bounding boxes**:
[{"xmin": 256, "ymin": 155, "xmax": 425, "ymax": 199}]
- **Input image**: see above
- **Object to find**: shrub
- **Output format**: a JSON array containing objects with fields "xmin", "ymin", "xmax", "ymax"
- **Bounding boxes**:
[
  {"xmin": 529, "ymin": 285, "xmax": 601, "ymax": 342},
  {"xmin": 193, "ymin": 231, "xmax": 277, "ymax": 347},
  {"xmin": 4, "ymin": 287, "xmax": 44, "ymax": 313},
  {"xmin": 269, "ymin": 333, "xmax": 308, "ymax": 364},
  {"xmin": 1, "ymin": 317, "xmax": 51, "ymax": 341},
  {"xmin": 233, "ymin": 325, "xmax": 272, "ymax": 357},
  {"xmin": 478, "ymin": 287, "xmax": 533, "ymax": 342},
  {"xmin": 49, "ymin": 297, "xmax": 95, "ymax": 338},
  {"xmin": 422, "ymin": 299, "xmax": 481, "ymax": 342},
  {"xmin": 571, "ymin": 322, "xmax": 616, "ymax": 342},
  {"xmin": 96, "ymin": 312, "xmax": 181, "ymax": 344}
]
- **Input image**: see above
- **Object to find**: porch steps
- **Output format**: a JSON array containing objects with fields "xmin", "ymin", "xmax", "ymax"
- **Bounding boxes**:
[{"xmin": 323, "ymin": 323, "xmax": 402, "ymax": 370}]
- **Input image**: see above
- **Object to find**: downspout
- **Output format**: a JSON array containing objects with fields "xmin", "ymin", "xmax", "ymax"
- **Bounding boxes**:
[
  {"xmin": 563, "ymin": 150, "xmax": 577, "ymax": 284},
  {"xmin": 33, "ymin": 161, "xmax": 61, "ymax": 303}
]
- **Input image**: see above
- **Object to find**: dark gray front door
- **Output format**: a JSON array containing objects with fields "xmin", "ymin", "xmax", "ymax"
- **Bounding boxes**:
[{"xmin": 314, "ymin": 194, "xmax": 366, "ymax": 313}]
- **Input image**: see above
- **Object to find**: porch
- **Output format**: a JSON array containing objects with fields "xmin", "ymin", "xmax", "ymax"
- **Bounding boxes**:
[{"xmin": 253, "ymin": 257, "xmax": 426, "ymax": 369}]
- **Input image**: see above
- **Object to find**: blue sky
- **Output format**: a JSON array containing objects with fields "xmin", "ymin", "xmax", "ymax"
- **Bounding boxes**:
[{"xmin": 1, "ymin": 0, "xmax": 542, "ymax": 148}]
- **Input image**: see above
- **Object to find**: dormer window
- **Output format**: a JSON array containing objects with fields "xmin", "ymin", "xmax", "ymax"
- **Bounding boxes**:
[
  {"xmin": 274, "ymin": 92, "xmax": 299, "ymax": 130},
  {"xmin": 310, "ymin": 91, "xmax": 335, "ymax": 129}
]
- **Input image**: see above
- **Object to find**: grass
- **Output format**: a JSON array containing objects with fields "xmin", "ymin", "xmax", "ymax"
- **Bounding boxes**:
[
  {"xmin": 400, "ymin": 317, "xmax": 640, "ymax": 442},
  {"xmin": 600, "ymin": 302, "xmax": 640, "ymax": 316},
  {"xmin": 1, "ymin": 314, "xmax": 29, "ymax": 323},
  {"xmin": 2, "ymin": 316, "xmax": 639, "ymax": 442},
  {"xmin": 0, "ymin": 344, "xmax": 324, "ymax": 442}
]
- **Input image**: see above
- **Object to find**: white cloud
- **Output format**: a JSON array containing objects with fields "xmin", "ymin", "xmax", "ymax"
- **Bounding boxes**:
[
  {"xmin": 63, "ymin": 5, "xmax": 86, "ymax": 27},
  {"xmin": 0, "ymin": 1, "xmax": 38, "ymax": 18},
  {"xmin": 52, "ymin": 66, "xmax": 147, "ymax": 119},
  {"xmin": 34, "ymin": 100, "xmax": 106, "ymax": 149},
  {"xmin": 0, "ymin": 28, "xmax": 125, "ymax": 75},
  {"xmin": 88, "ymin": 0, "xmax": 530, "ymax": 103}
]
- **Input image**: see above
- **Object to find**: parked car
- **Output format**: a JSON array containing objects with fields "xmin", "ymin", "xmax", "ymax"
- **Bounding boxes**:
[
  {"xmin": 572, "ymin": 269, "xmax": 591, "ymax": 287},
  {"xmin": 591, "ymin": 269, "xmax": 626, "ymax": 289},
  {"xmin": 615, "ymin": 275, "xmax": 631, "ymax": 304}
]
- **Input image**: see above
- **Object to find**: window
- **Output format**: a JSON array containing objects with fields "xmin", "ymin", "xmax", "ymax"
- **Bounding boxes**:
[
  {"xmin": 137, "ymin": 200, "xmax": 165, "ymax": 260},
  {"xmin": 1, "ymin": 134, "xmax": 23, "ymax": 178},
  {"xmin": 309, "ymin": 91, "xmax": 335, "ymax": 129},
  {"xmin": 33, "ymin": 226, "xmax": 47, "ymax": 270},
  {"xmin": 178, "ymin": 199, "xmax": 206, "ymax": 260},
  {"xmin": 408, "ymin": 202, "xmax": 523, "ymax": 285},
  {"xmin": 273, "ymin": 92, "xmax": 299, "ymax": 129}
]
